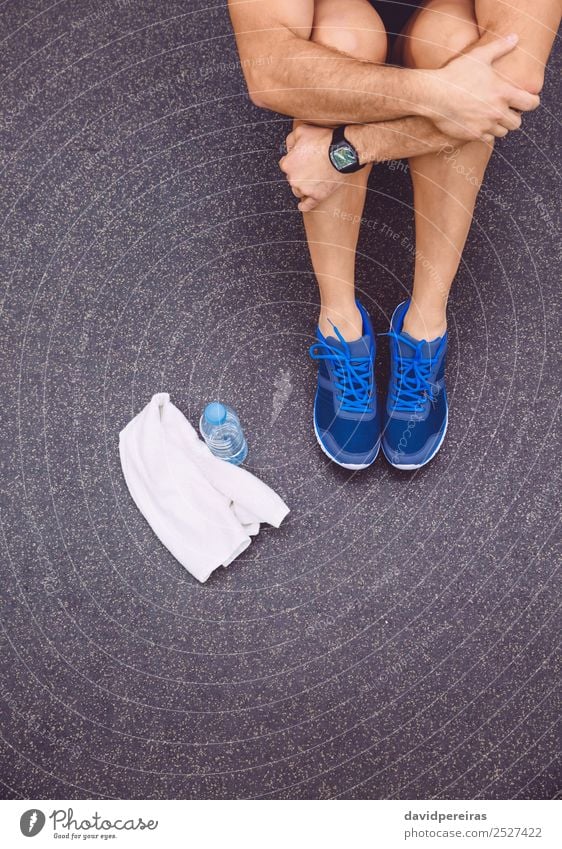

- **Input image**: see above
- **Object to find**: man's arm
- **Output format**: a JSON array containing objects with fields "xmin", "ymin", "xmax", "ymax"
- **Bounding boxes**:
[
  {"xmin": 279, "ymin": 98, "xmax": 519, "ymax": 213},
  {"xmin": 346, "ymin": 118, "xmax": 466, "ymax": 164},
  {"xmin": 279, "ymin": 120, "xmax": 464, "ymax": 212},
  {"xmin": 228, "ymin": 0, "xmax": 539, "ymax": 141},
  {"xmin": 229, "ymin": 0, "xmax": 431, "ymax": 121}
]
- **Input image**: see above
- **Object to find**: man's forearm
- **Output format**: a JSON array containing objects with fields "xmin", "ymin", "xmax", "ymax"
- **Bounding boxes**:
[
  {"xmin": 345, "ymin": 117, "xmax": 462, "ymax": 164},
  {"xmin": 243, "ymin": 31, "xmax": 437, "ymax": 124}
]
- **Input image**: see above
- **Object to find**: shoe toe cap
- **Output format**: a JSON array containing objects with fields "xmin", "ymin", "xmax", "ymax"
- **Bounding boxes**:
[
  {"xmin": 382, "ymin": 414, "xmax": 447, "ymax": 468},
  {"xmin": 317, "ymin": 426, "xmax": 380, "ymax": 467}
]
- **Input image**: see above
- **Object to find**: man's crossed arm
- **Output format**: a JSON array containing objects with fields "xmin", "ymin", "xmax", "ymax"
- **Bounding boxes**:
[{"xmin": 228, "ymin": 0, "xmax": 538, "ymax": 142}]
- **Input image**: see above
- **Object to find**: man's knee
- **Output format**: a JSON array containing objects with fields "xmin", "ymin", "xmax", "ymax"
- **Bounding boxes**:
[
  {"xmin": 476, "ymin": 29, "xmax": 545, "ymax": 94},
  {"xmin": 503, "ymin": 60, "xmax": 544, "ymax": 95},
  {"xmin": 402, "ymin": 1, "xmax": 478, "ymax": 70},
  {"xmin": 474, "ymin": 0, "xmax": 560, "ymax": 97},
  {"xmin": 311, "ymin": 0, "xmax": 388, "ymax": 64}
]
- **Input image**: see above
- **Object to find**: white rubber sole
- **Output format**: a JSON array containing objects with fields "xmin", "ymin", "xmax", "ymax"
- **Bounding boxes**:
[
  {"xmin": 383, "ymin": 410, "xmax": 448, "ymax": 471},
  {"xmin": 313, "ymin": 416, "xmax": 380, "ymax": 470}
]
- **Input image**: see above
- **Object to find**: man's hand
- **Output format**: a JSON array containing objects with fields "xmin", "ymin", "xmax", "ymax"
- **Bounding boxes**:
[
  {"xmin": 427, "ymin": 34, "xmax": 540, "ymax": 142},
  {"xmin": 279, "ymin": 124, "xmax": 348, "ymax": 212}
]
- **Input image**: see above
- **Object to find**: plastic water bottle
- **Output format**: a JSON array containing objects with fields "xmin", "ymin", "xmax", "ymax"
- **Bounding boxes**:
[{"xmin": 199, "ymin": 402, "xmax": 248, "ymax": 465}]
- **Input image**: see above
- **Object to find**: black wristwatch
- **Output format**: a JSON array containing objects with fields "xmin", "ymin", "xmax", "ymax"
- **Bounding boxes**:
[{"xmin": 328, "ymin": 125, "xmax": 364, "ymax": 173}]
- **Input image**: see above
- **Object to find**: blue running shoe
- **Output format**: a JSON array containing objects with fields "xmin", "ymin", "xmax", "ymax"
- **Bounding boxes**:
[
  {"xmin": 382, "ymin": 300, "xmax": 448, "ymax": 470},
  {"xmin": 309, "ymin": 301, "xmax": 380, "ymax": 470}
]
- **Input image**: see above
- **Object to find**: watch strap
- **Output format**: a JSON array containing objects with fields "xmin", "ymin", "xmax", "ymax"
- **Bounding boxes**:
[
  {"xmin": 332, "ymin": 125, "xmax": 349, "ymax": 147},
  {"xmin": 329, "ymin": 125, "xmax": 364, "ymax": 173}
]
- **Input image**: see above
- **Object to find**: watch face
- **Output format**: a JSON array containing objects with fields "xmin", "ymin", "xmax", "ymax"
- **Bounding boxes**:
[{"xmin": 331, "ymin": 142, "xmax": 357, "ymax": 171}]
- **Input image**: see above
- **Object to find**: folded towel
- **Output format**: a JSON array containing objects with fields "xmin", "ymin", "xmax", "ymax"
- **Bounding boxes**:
[{"xmin": 119, "ymin": 393, "xmax": 289, "ymax": 583}]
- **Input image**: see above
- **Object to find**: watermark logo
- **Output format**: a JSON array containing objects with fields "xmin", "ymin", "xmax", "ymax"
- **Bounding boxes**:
[
  {"xmin": 271, "ymin": 368, "xmax": 293, "ymax": 425},
  {"xmin": 20, "ymin": 809, "xmax": 46, "ymax": 837}
]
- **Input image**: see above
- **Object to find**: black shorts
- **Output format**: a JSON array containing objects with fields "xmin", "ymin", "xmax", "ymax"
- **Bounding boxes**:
[{"xmin": 370, "ymin": 0, "xmax": 424, "ymax": 50}]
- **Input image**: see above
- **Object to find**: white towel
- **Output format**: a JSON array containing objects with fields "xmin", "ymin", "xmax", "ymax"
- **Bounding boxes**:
[{"xmin": 119, "ymin": 393, "xmax": 289, "ymax": 583}]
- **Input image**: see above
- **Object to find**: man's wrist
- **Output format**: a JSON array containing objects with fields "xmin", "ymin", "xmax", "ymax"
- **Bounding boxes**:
[
  {"xmin": 343, "ymin": 124, "xmax": 369, "ymax": 166},
  {"xmin": 410, "ymin": 68, "xmax": 444, "ymax": 122},
  {"xmin": 328, "ymin": 125, "xmax": 366, "ymax": 172}
]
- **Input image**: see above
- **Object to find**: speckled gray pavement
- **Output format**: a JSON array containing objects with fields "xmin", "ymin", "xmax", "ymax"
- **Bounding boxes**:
[{"xmin": 0, "ymin": 1, "xmax": 560, "ymax": 801}]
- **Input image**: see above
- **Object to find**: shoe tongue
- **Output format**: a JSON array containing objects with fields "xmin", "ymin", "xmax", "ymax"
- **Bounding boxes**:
[
  {"xmin": 326, "ymin": 333, "xmax": 370, "ymax": 358},
  {"xmin": 398, "ymin": 330, "xmax": 442, "ymax": 359}
]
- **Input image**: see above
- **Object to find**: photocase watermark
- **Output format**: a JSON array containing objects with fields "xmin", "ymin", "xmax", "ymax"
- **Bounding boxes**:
[
  {"xmin": 270, "ymin": 368, "xmax": 293, "ymax": 425},
  {"xmin": 377, "ymin": 623, "xmax": 453, "ymax": 685},
  {"xmin": 51, "ymin": 807, "xmax": 158, "ymax": 834},
  {"xmin": 276, "ymin": 135, "xmax": 411, "ymax": 176},
  {"xmin": 21, "ymin": 502, "xmax": 61, "ymax": 597},
  {"xmin": 2, "ymin": 679, "xmax": 86, "ymax": 760},
  {"xmin": 20, "ymin": 809, "xmax": 46, "ymax": 837},
  {"xmin": 194, "ymin": 53, "xmax": 273, "ymax": 83},
  {"xmin": 0, "ymin": 83, "xmax": 40, "ymax": 131},
  {"xmin": 18, "ymin": 807, "xmax": 159, "ymax": 838},
  {"xmin": 384, "ymin": 158, "xmax": 409, "ymax": 174},
  {"xmin": 532, "ymin": 193, "xmax": 557, "ymax": 242},
  {"xmin": 439, "ymin": 144, "xmax": 509, "ymax": 210},
  {"xmin": 103, "ymin": 53, "xmax": 273, "ymax": 116},
  {"xmin": 393, "ymin": 416, "xmax": 417, "ymax": 459},
  {"xmin": 332, "ymin": 208, "xmax": 447, "ymax": 302},
  {"xmin": 42, "ymin": 563, "xmax": 62, "ymax": 596},
  {"xmin": 70, "ymin": 0, "xmax": 133, "ymax": 30}
]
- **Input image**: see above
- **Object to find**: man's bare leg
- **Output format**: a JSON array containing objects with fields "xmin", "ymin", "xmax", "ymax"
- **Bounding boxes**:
[
  {"xmin": 297, "ymin": 0, "xmax": 387, "ymax": 341},
  {"xmin": 400, "ymin": 0, "xmax": 560, "ymax": 342}
]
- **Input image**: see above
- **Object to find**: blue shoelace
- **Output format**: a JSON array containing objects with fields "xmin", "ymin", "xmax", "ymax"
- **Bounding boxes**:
[
  {"xmin": 385, "ymin": 331, "xmax": 446, "ymax": 413},
  {"xmin": 310, "ymin": 323, "xmax": 374, "ymax": 414}
]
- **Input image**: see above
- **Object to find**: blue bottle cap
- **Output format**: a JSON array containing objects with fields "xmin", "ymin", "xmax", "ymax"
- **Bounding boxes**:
[{"xmin": 204, "ymin": 401, "xmax": 227, "ymax": 426}]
